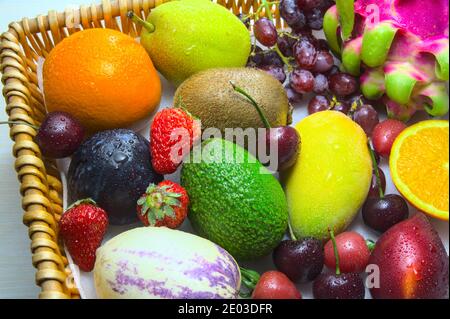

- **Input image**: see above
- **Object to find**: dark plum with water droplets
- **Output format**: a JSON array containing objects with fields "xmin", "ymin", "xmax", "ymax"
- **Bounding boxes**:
[
  {"xmin": 36, "ymin": 111, "xmax": 85, "ymax": 158},
  {"xmin": 68, "ymin": 129, "xmax": 163, "ymax": 225}
]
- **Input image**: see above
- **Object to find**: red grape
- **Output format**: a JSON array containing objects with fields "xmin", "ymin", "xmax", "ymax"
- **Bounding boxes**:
[
  {"xmin": 313, "ymin": 73, "xmax": 329, "ymax": 94},
  {"xmin": 259, "ymin": 65, "xmax": 286, "ymax": 83},
  {"xmin": 324, "ymin": 231, "xmax": 371, "ymax": 273},
  {"xmin": 372, "ymin": 119, "xmax": 407, "ymax": 157},
  {"xmin": 308, "ymin": 95, "xmax": 330, "ymax": 114},
  {"xmin": 280, "ymin": 0, "xmax": 307, "ymax": 30},
  {"xmin": 277, "ymin": 34, "xmax": 294, "ymax": 57},
  {"xmin": 293, "ymin": 39, "xmax": 318, "ymax": 70},
  {"xmin": 285, "ymin": 85, "xmax": 303, "ymax": 104},
  {"xmin": 306, "ymin": 7, "xmax": 324, "ymax": 30},
  {"xmin": 254, "ymin": 18, "xmax": 278, "ymax": 47},
  {"xmin": 353, "ymin": 104, "xmax": 379, "ymax": 136},
  {"xmin": 329, "ymin": 73, "xmax": 358, "ymax": 97},
  {"xmin": 313, "ymin": 50, "xmax": 334, "ymax": 73},
  {"xmin": 290, "ymin": 68, "xmax": 314, "ymax": 93}
]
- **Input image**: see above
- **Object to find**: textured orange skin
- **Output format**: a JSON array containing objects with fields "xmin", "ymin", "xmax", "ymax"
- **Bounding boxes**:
[{"xmin": 43, "ymin": 29, "xmax": 161, "ymax": 133}]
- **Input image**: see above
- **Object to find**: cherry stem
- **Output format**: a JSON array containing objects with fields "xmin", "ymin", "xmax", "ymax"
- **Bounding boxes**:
[
  {"xmin": 0, "ymin": 121, "xmax": 39, "ymax": 130},
  {"xmin": 230, "ymin": 82, "xmax": 272, "ymax": 129},
  {"xmin": 239, "ymin": 267, "xmax": 260, "ymax": 298},
  {"xmin": 127, "ymin": 11, "xmax": 155, "ymax": 33},
  {"xmin": 288, "ymin": 221, "xmax": 297, "ymax": 241},
  {"xmin": 328, "ymin": 227, "xmax": 341, "ymax": 275},
  {"xmin": 368, "ymin": 142, "xmax": 384, "ymax": 198}
]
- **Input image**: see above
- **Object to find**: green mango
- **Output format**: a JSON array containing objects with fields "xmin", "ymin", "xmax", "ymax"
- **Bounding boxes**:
[{"xmin": 130, "ymin": 0, "xmax": 251, "ymax": 86}]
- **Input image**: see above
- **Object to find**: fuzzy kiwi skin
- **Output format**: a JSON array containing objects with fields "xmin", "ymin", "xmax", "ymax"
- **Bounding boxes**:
[{"xmin": 174, "ymin": 68, "xmax": 292, "ymax": 133}]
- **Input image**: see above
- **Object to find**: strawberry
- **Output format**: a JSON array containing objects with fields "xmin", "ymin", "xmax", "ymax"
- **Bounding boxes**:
[
  {"xmin": 137, "ymin": 180, "xmax": 189, "ymax": 229},
  {"xmin": 150, "ymin": 107, "xmax": 200, "ymax": 175},
  {"xmin": 59, "ymin": 199, "xmax": 108, "ymax": 272}
]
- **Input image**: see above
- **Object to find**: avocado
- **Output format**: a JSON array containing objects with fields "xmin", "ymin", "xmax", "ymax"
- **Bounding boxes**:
[
  {"xmin": 68, "ymin": 129, "xmax": 163, "ymax": 225},
  {"xmin": 174, "ymin": 68, "xmax": 292, "ymax": 133},
  {"xmin": 181, "ymin": 138, "xmax": 288, "ymax": 260}
]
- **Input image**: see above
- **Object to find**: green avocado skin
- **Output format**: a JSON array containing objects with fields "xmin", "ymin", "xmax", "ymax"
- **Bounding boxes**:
[
  {"xmin": 181, "ymin": 138, "xmax": 288, "ymax": 261},
  {"xmin": 141, "ymin": 0, "xmax": 251, "ymax": 86}
]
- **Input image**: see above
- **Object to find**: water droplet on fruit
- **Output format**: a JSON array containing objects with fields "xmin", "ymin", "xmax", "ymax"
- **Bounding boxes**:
[{"xmin": 113, "ymin": 152, "xmax": 128, "ymax": 164}]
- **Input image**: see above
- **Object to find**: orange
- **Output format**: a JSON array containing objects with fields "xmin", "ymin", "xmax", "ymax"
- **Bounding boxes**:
[
  {"xmin": 43, "ymin": 29, "xmax": 161, "ymax": 133},
  {"xmin": 390, "ymin": 120, "xmax": 449, "ymax": 221}
]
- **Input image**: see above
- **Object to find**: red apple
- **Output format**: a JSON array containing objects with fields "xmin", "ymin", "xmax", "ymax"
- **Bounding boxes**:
[{"xmin": 368, "ymin": 213, "xmax": 449, "ymax": 299}]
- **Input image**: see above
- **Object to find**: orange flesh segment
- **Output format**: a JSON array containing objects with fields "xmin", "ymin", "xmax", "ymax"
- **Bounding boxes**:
[{"xmin": 392, "ymin": 122, "xmax": 449, "ymax": 218}]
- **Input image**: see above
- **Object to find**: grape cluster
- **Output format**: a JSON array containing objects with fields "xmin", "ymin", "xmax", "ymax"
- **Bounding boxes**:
[{"xmin": 243, "ymin": 0, "xmax": 382, "ymax": 137}]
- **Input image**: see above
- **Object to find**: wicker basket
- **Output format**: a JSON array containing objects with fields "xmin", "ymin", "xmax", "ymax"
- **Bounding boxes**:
[{"xmin": 0, "ymin": 0, "xmax": 284, "ymax": 299}]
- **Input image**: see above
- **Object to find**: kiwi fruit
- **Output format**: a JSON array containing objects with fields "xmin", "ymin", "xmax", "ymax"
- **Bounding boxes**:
[{"xmin": 174, "ymin": 68, "xmax": 292, "ymax": 133}]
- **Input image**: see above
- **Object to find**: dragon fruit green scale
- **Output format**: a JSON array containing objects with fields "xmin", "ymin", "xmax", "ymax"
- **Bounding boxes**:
[{"xmin": 324, "ymin": 0, "xmax": 449, "ymax": 120}]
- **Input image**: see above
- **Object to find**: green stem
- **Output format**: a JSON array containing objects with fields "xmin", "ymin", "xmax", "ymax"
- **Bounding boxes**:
[
  {"xmin": 239, "ymin": 267, "xmax": 260, "ymax": 298},
  {"xmin": 288, "ymin": 221, "xmax": 297, "ymax": 241},
  {"xmin": 368, "ymin": 142, "xmax": 384, "ymax": 198},
  {"xmin": 261, "ymin": 0, "xmax": 274, "ymax": 21},
  {"xmin": 328, "ymin": 227, "xmax": 340, "ymax": 275},
  {"xmin": 0, "ymin": 121, "xmax": 39, "ymax": 130},
  {"xmin": 230, "ymin": 82, "xmax": 272, "ymax": 129},
  {"xmin": 274, "ymin": 45, "xmax": 294, "ymax": 72},
  {"xmin": 127, "ymin": 11, "xmax": 155, "ymax": 33},
  {"xmin": 366, "ymin": 239, "xmax": 376, "ymax": 252}
]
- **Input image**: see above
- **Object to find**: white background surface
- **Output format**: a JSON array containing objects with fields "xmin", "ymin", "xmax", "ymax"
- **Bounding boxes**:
[{"xmin": 0, "ymin": 0, "xmax": 448, "ymax": 299}]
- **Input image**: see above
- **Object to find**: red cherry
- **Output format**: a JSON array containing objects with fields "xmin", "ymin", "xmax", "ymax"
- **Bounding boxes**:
[
  {"xmin": 252, "ymin": 271, "xmax": 302, "ymax": 299},
  {"xmin": 324, "ymin": 231, "xmax": 370, "ymax": 273},
  {"xmin": 372, "ymin": 119, "xmax": 407, "ymax": 157}
]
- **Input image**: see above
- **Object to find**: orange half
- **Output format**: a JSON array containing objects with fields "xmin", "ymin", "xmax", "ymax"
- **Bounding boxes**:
[{"xmin": 390, "ymin": 120, "xmax": 449, "ymax": 221}]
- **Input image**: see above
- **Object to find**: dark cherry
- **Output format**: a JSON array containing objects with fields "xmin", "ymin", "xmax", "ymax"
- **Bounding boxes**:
[
  {"xmin": 308, "ymin": 95, "xmax": 330, "ymax": 114},
  {"xmin": 273, "ymin": 238, "xmax": 324, "ymax": 283},
  {"xmin": 293, "ymin": 39, "xmax": 318, "ymax": 70},
  {"xmin": 259, "ymin": 65, "xmax": 286, "ymax": 83},
  {"xmin": 36, "ymin": 111, "xmax": 85, "ymax": 158},
  {"xmin": 231, "ymin": 83, "xmax": 300, "ymax": 171},
  {"xmin": 362, "ymin": 194, "xmax": 409, "ymax": 233},
  {"xmin": 329, "ymin": 73, "xmax": 359, "ymax": 97},
  {"xmin": 313, "ymin": 228, "xmax": 365, "ymax": 299},
  {"xmin": 368, "ymin": 167, "xmax": 386, "ymax": 198},
  {"xmin": 266, "ymin": 127, "xmax": 300, "ymax": 171},
  {"xmin": 313, "ymin": 272, "xmax": 365, "ymax": 299}
]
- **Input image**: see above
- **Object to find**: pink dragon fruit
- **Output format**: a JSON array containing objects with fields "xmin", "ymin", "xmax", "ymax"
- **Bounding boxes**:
[{"xmin": 324, "ymin": 0, "xmax": 449, "ymax": 120}]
